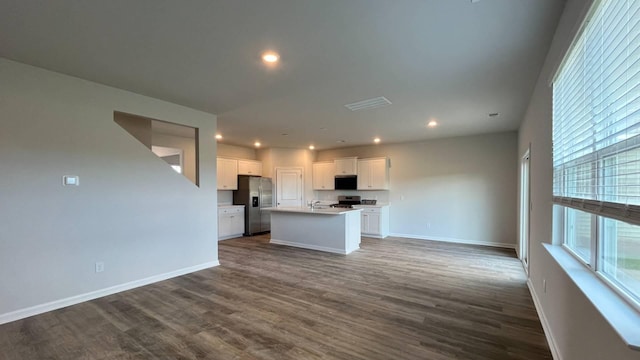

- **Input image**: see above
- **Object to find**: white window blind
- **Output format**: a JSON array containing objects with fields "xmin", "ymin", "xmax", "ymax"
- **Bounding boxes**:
[{"xmin": 553, "ymin": 0, "xmax": 640, "ymax": 225}]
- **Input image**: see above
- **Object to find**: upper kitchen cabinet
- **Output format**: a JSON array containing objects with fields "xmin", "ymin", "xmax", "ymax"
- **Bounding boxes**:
[
  {"xmin": 217, "ymin": 157, "xmax": 238, "ymax": 190},
  {"xmin": 237, "ymin": 159, "xmax": 263, "ymax": 176},
  {"xmin": 313, "ymin": 161, "xmax": 335, "ymax": 190},
  {"xmin": 357, "ymin": 157, "xmax": 389, "ymax": 190},
  {"xmin": 334, "ymin": 157, "xmax": 358, "ymax": 175}
]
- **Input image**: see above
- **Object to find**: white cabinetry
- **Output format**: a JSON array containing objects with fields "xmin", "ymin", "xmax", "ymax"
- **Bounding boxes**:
[
  {"xmin": 353, "ymin": 205, "xmax": 389, "ymax": 238},
  {"xmin": 218, "ymin": 206, "xmax": 245, "ymax": 240},
  {"xmin": 217, "ymin": 158, "xmax": 238, "ymax": 190},
  {"xmin": 334, "ymin": 157, "xmax": 358, "ymax": 175},
  {"xmin": 313, "ymin": 162, "xmax": 335, "ymax": 190},
  {"xmin": 357, "ymin": 157, "xmax": 389, "ymax": 190},
  {"xmin": 238, "ymin": 159, "xmax": 263, "ymax": 176}
]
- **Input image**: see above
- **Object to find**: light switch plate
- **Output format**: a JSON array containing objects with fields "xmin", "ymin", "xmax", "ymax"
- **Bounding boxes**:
[{"xmin": 63, "ymin": 175, "xmax": 79, "ymax": 186}]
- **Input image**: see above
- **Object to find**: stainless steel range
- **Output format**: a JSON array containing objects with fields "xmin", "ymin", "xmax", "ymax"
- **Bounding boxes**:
[{"xmin": 330, "ymin": 195, "xmax": 361, "ymax": 208}]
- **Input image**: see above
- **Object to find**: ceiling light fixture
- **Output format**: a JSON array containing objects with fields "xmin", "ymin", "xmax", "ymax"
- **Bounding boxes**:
[
  {"xmin": 254, "ymin": 141, "xmax": 261, "ymax": 147},
  {"xmin": 427, "ymin": 120, "xmax": 438, "ymax": 128},
  {"xmin": 262, "ymin": 51, "xmax": 280, "ymax": 64},
  {"xmin": 215, "ymin": 134, "xmax": 223, "ymax": 140},
  {"xmin": 309, "ymin": 145, "xmax": 315, "ymax": 150},
  {"xmin": 374, "ymin": 137, "xmax": 381, "ymax": 143}
]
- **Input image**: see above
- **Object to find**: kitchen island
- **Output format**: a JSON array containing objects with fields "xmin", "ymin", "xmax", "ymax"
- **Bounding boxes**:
[{"xmin": 265, "ymin": 207, "xmax": 362, "ymax": 254}]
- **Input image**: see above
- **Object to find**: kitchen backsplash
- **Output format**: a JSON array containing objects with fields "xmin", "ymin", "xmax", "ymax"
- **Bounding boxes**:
[{"xmin": 314, "ymin": 190, "xmax": 389, "ymax": 203}]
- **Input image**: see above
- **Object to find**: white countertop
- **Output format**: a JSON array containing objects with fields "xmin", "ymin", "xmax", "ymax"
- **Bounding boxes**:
[
  {"xmin": 218, "ymin": 204, "xmax": 245, "ymax": 208},
  {"xmin": 264, "ymin": 207, "xmax": 362, "ymax": 215}
]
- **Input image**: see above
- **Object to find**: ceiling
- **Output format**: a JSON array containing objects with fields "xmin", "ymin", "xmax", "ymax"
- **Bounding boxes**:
[{"xmin": 0, "ymin": 0, "xmax": 566, "ymax": 150}]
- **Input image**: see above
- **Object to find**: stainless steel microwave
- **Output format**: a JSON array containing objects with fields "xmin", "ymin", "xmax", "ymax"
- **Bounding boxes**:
[{"xmin": 335, "ymin": 175, "xmax": 357, "ymax": 190}]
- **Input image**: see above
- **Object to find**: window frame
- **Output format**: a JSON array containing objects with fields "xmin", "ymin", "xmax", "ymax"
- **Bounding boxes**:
[{"xmin": 551, "ymin": 0, "xmax": 640, "ymax": 312}]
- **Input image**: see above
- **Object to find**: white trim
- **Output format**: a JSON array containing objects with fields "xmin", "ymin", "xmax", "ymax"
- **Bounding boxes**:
[
  {"xmin": 527, "ymin": 279, "xmax": 562, "ymax": 360},
  {"xmin": 361, "ymin": 233, "xmax": 386, "ymax": 239},
  {"xmin": 0, "ymin": 261, "xmax": 220, "ymax": 325},
  {"xmin": 270, "ymin": 238, "xmax": 357, "ymax": 255},
  {"xmin": 388, "ymin": 232, "xmax": 516, "ymax": 249},
  {"xmin": 218, "ymin": 234, "xmax": 243, "ymax": 241}
]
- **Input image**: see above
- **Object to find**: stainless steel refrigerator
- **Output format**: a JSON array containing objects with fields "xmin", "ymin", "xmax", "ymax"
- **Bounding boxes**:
[{"xmin": 233, "ymin": 175, "xmax": 272, "ymax": 236}]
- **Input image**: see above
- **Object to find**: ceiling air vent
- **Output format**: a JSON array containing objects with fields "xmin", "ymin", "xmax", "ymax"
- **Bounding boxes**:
[{"xmin": 344, "ymin": 96, "xmax": 392, "ymax": 111}]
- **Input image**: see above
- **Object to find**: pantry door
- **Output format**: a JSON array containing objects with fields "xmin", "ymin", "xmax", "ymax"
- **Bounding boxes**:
[{"xmin": 275, "ymin": 167, "xmax": 303, "ymax": 207}]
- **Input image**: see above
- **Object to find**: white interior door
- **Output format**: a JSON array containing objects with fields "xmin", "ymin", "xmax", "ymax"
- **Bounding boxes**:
[{"xmin": 276, "ymin": 167, "xmax": 303, "ymax": 207}]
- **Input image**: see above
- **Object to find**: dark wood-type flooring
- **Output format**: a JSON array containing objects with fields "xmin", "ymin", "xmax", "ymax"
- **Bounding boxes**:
[{"xmin": 0, "ymin": 235, "xmax": 551, "ymax": 360}]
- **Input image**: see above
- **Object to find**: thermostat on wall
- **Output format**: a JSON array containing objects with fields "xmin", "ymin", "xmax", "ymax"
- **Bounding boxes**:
[{"xmin": 63, "ymin": 175, "xmax": 79, "ymax": 186}]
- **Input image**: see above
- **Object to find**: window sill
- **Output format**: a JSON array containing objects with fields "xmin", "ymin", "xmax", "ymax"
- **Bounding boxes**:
[{"xmin": 544, "ymin": 244, "xmax": 640, "ymax": 351}]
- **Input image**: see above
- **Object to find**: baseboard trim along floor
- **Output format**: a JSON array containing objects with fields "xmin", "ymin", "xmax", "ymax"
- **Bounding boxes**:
[
  {"xmin": 0, "ymin": 260, "xmax": 220, "ymax": 325},
  {"xmin": 388, "ymin": 232, "xmax": 516, "ymax": 249},
  {"xmin": 270, "ymin": 238, "xmax": 352, "ymax": 255},
  {"xmin": 527, "ymin": 279, "xmax": 562, "ymax": 360}
]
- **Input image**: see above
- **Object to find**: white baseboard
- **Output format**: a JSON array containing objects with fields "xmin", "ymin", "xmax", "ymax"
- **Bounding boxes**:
[
  {"xmin": 0, "ymin": 260, "xmax": 220, "ymax": 325},
  {"xmin": 388, "ymin": 232, "xmax": 516, "ymax": 249},
  {"xmin": 527, "ymin": 279, "xmax": 562, "ymax": 360},
  {"xmin": 270, "ymin": 238, "xmax": 356, "ymax": 255}
]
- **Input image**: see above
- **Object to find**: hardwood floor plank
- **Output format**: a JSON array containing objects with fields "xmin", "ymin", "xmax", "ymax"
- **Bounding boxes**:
[{"xmin": 0, "ymin": 235, "xmax": 551, "ymax": 359}]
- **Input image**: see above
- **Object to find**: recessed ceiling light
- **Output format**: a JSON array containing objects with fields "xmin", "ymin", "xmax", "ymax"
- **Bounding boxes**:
[
  {"xmin": 262, "ymin": 51, "xmax": 279, "ymax": 64},
  {"xmin": 254, "ymin": 141, "xmax": 261, "ymax": 147},
  {"xmin": 215, "ymin": 134, "xmax": 223, "ymax": 140},
  {"xmin": 374, "ymin": 137, "xmax": 381, "ymax": 143},
  {"xmin": 489, "ymin": 112, "xmax": 500, "ymax": 118},
  {"xmin": 427, "ymin": 120, "xmax": 438, "ymax": 128},
  {"xmin": 309, "ymin": 145, "xmax": 315, "ymax": 150}
]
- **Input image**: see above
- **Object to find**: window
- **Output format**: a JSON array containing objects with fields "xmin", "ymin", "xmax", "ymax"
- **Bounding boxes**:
[{"xmin": 553, "ymin": 0, "xmax": 640, "ymax": 308}]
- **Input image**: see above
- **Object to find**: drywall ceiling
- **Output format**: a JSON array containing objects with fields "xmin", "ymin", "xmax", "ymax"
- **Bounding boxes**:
[{"xmin": 0, "ymin": 0, "xmax": 565, "ymax": 150}]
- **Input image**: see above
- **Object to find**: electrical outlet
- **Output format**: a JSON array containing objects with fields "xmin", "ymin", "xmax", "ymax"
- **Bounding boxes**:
[{"xmin": 95, "ymin": 261, "xmax": 105, "ymax": 273}]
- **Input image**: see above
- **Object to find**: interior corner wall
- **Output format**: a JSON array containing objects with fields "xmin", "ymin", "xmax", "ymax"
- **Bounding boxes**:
[
  {"xmin": 0, "ymin": 58, "xmax": 218, "ymax": 322},
  {"xmin": 518, "ymin": 1, "xmax": 638, "ymax": 359},
  {"xmin": 316, "ymin": 132, "xmax": 518, "ymax": 248},
  {"xmin": 152, "ymin": 132, "xmax": 198, "ymax": 185}
]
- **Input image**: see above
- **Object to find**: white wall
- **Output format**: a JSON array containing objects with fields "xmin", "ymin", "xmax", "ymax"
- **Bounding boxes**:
[
  {"xmin": 217, "ymin": 143, "xmax": 256, "ymax": 160},
  {"xmin": 0, "ymin": 58, "xmax": 218, "ymax": 322},
  {"xmin": 518, "ymin": 1, "xmax": 639, "ymax": 359},
  {"xmin": 317, "ymin": 132, "xmax": 518, "ymax": 248}
]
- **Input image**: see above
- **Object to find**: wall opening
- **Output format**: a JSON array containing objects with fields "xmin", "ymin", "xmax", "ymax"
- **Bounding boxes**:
[{"xmin": 114, "ymin": 111, "xmax": 199, "ymax": 186}]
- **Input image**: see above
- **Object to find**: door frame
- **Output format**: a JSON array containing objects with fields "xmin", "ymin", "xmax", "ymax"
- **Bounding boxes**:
[{"xmin": 519, "ymin": 146, "xmax": 531, "ymax": 274}]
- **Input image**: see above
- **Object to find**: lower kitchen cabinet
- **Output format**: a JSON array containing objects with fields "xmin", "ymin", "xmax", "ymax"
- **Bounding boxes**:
[
  {"xmin": 218, "ymin": 205, "xmax": 245, "ymax": 240},
  {"xmin": 353, "ymin": 205, "xmax": 389, "ymax": 238}
]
